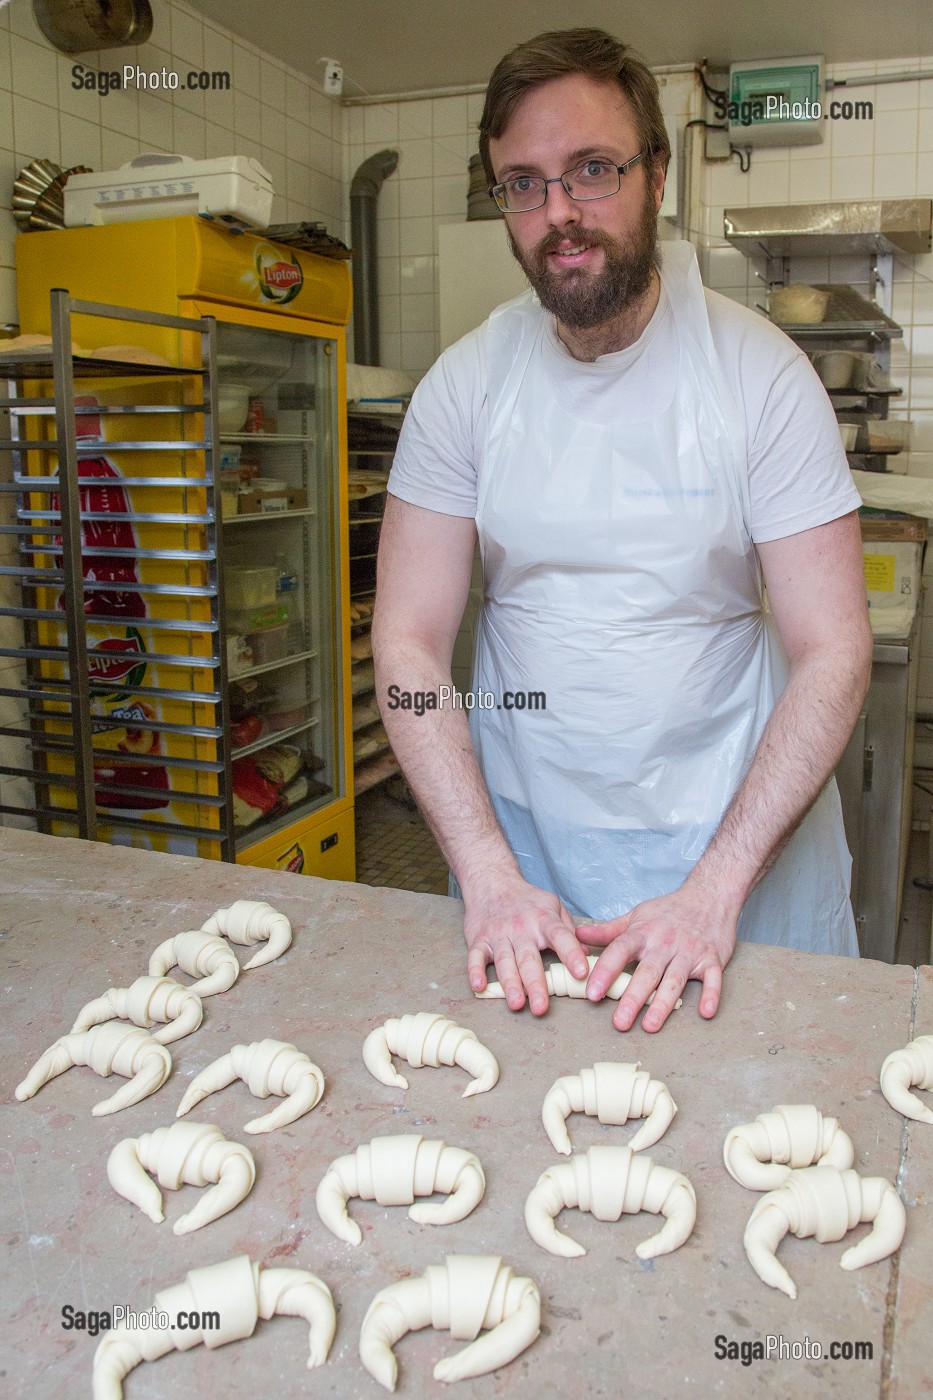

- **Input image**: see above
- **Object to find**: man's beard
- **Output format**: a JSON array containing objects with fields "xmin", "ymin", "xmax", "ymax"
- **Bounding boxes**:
[{"xmin": 507, "ymin": 188, "xmax": 659, "ymax": 331}]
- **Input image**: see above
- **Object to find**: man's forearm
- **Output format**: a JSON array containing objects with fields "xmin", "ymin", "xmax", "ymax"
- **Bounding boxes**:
[
  {"xmin": 375, "ymin": 641, "xmax": 519, "ymax": 897},
  {"xmin": 687, "ymin": 638, "xmax": 871, "ymax": 911}
]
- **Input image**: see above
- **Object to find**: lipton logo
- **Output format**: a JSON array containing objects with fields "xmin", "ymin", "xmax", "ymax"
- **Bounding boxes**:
[
  {"xmin": 255, "ymin": 243, "xmax": 303, "ymax": 304},
  {"xmin": 276, "ymin": 842, "xmax": 305, "ymax": 873},
  {"xmin": 87, "ymin": 628, "xmax": 147, "ymax": 698}
]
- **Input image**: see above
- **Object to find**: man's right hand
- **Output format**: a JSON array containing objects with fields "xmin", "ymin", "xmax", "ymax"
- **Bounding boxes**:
[{"xmin": 463, "ymin": 872, "xmax": 591, "ymax": 1016}]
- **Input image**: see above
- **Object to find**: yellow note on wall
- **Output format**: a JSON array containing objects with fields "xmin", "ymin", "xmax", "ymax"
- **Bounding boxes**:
[{"xmin": 863, "ymin": 553, "xmax": 896, "ymax": 593}]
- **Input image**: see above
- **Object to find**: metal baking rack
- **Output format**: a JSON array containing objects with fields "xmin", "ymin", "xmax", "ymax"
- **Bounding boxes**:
[{"xmin": 0, "ymin": 291, "xmax": 235, "ymax": 857}]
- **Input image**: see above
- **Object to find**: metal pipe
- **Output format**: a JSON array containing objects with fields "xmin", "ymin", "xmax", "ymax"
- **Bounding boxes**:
[
  {"xmin": 350, "ymin": 149, "xmax": 398, "ymax": 366},
  {"xmin": 341, "ymin": 61, "xmax": 699, "ymax": 106},
  {"xmin": 827, "ymin": 69, "xmax": 933, "ymax": 89}
]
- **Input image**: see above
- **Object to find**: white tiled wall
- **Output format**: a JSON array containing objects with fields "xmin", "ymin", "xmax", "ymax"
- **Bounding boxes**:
[{"xmin": 0, "ymin": 0, "xmax": 345, "ymax": 329}]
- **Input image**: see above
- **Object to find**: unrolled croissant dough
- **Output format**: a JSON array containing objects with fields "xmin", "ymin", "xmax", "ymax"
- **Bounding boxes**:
[
  {"xmin": 542, "ymin": 1061, "xmax": 677, "ymax": 1155},
  {"xmin": 879, "ymin": 1033, "xmax": 933, "ymax": 1124},
  {"xmin": 476, "ymin": 954, "xmax": 682, "ymax": 1009},
  {"xmin": 316, "ymin": 1134, "xmax": 485, "ymax": 1245},
  {"xmin": 107, "ymin": 1121, "xmax": 256, "ymax": 1234},
  {"xmin": 524, "ymin": 1143, "xmax": 696, "ymax": 1260},
  {"xmin": 15, "ymin": 1022, "xmax": 171, "ymax": 1117},
  {"xmin": 362, "ymin": 1013, "xmax": 499, "ymax": 1097},
  {"xmin": 71, "ymin": 975, "xmax": 203, "ymax": 1045},
  {"xmin": 743, "ymin": 1165, "xmax": 906, "ymax": 1300},
  {"xmin": 92, "ymin": 1254, "xmax": 335, "ymax": 1399},
  {"xmin": 359, "ymin": 1254, "xmax": 540, "ymax": 1392},
  {"xmin": 723, "ymin": 1104, "xmax": 855, "ymax": 1191},
  {"xmin": 175, "ymin": 1038, "xmax": 324, "ymax": 1133}
]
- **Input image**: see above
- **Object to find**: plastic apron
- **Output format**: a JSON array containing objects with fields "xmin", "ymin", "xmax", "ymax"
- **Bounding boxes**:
[{"xmin": 469, "ymin": 240, "xmax": 857, "ymax": 957}]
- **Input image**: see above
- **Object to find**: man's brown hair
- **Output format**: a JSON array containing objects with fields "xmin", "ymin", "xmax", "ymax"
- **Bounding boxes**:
[{"xmin": 479, "ymin": 28, "xmax": 671, "ymax": 188}]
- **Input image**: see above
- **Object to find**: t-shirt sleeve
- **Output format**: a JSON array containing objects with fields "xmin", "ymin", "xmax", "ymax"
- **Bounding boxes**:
[
  {"xmin": 746, "ymin": 349, "xmax": 862, "ymax": 544},
  {"xmin": 387, "ymin": 325, "xmax": 485, "ymax": 518}
]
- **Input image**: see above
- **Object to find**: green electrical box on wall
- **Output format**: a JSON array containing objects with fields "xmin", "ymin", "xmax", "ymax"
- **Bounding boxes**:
[{"xmin": 727, "ymin": 56, "xmax": 824, "ymax": 147}]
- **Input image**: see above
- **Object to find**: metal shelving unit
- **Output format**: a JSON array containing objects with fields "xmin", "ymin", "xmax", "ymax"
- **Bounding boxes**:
[
  {"xmin": 0, "ymin": 292, "xmax": 236, "ymax": 856},
  {"xmin": 346, "ymin": 407, "xmax": 404, "ymax": 795}
]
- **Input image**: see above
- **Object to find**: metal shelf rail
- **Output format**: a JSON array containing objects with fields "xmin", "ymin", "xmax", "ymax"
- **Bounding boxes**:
[{"xmin": 0, "ymin": 291, "xmax": 236, "ymax": 857}]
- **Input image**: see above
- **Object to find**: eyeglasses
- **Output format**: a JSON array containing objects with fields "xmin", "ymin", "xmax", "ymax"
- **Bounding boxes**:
[{"xmin": 490, "ymin": 152, "xmax": 646, "ymax": 213}]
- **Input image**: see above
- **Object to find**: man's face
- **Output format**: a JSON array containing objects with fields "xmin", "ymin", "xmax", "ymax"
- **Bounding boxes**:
[{"xmin": 489, "ymin": 73, "xmax": 666, "ymax": 331}]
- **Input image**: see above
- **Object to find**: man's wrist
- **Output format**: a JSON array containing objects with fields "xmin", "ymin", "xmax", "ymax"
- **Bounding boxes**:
[
  {"xmin": 682, "ymin": 847, "xmax": 749, "ymax": 922},
  {"xmin": 455, "ymin": 841, "xmax": 524, "ymax": 903}
]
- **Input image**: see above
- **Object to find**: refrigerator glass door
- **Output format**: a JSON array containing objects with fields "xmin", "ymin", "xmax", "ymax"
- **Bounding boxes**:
[{"xmin": 216, "ymin": 320, "xmax": 344, "ymax": 849}]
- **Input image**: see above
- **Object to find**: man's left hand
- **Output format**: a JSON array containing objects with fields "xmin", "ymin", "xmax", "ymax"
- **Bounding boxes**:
[{"xmin": 581, "ymin": 883, "xmax": 738, "ymax": 1032}]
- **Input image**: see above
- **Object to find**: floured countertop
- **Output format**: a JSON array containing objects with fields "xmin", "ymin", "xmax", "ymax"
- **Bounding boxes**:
[{"xmin": 0, "ymin": 828, "xmax": 931, "ymax": 1399}]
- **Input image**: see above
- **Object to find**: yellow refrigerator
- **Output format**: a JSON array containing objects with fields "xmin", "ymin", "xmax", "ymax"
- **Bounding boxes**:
[{"xmin": 14, "ymin": 216, "xmax": 355, "ymax": 880}]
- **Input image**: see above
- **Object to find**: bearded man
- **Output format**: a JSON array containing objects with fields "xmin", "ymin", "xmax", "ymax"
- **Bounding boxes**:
[{"xmin": 372, "ymin": 28, "xmax": 871, "ymax": 1033}]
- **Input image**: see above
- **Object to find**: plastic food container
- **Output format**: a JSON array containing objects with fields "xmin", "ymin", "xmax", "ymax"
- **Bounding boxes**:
[
  {"xmin": 865, "ymin": 419, "xmax": 911, "ymax": 452},
  {"xmin": 813, "ymin": 350, "xmax": 857, "ymax": 389},
  {"xmin": 247, "ymin": 625, "xmax": 289, "ymax": 665},
  {"xmin": 227, "ymin": 602, "xmax": 288, "ymax": 634},
  {"xmin": 226, "ymin": 565, "xmax": 279, "ymax": 610},
  {"xmin": 64, "ymin": 153, "xmax": 274, "ymax": 228},
  {"xmin": 769, "ymin": 284, "xmax": 829, "ymax": 325}
]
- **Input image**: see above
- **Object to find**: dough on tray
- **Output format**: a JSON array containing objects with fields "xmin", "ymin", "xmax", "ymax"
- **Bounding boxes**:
[
  {"xmin": 743, "ymin": 1165, "xmax": 906, "ymax": 1299},
  {"xmin": 723, "ymin": 1104, "xmax": 855, "ymax": 1191},
  {"xmin": 541, "ymin": 1061, "xmax": 677, "ymax": 1155},
  {"xmin": 359, "ymin": 1254, "xmax": 540, "ymax": 1391},
  {"xmin": 879, "ymin": 1034, "xmax": 933, "ymax": 1124},
  {"xmin": 316, "ymin": 1134, "xmax": 485, "ymax": 1245},
  {"xmin": 15, "ymin": 1023, "xmax": 171, "ymax": 1117},
  {"xmin": 362, "ymin": 1013, "xmax": 499, "ymax": 1097},
  {"xmin": 92, "ymin": 1254, "xmax": 335, "ymax": 1399},
  {"xmin": 524, "ymin": 1144, "xmax": 696, "ymax": 1260},
  {"xmin": 175, "ymin": 1038, "xmax": 324, "ymax": 1134},
  {"xmin": 107, "ymin": 1121, "xmax": 256, "ymax": 1234},
  {"xmin": 71, "ymin": 975, "xmax": 203, "ymax": 1045}
]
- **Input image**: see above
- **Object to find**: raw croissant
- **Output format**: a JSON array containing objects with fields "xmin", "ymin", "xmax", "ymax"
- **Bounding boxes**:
[
  {"xmin": 107, "ymin": 1121, "xmax": 256, "ymax": 1234},
  {"xmin": 359, "ymin": 1254, "xmax": 540, "ymax": 1391},
  {"xmin": 92, "ymin": 1254, "xmax": 335, "ymax": 1399},
  {"xmin": 363, "ymin": 1013, "xmax": 499, "ymax": 1097},
  {"xmin": 200, "ymin": 899, "xmax": 292, "ymax": 970},
  {"xmin": 148, "ymin": 929, "xmax": 240, "ymax": 998},
  {"xmin": 475, "ymin": 955, "xmax": 681, "ymax": 1009},
  {"xmin": 879, "ymin": 1033, "xmax": 933, "ymax": 1124},
  {"xmin": 175, "ymin": 1037, "xmax": 324, "ymax": 1133},
  {"xmin": 542, "ymin": 1061, "xmax": 677, "ymax": 1155},
  {"xmin": 15, "ymin": 1023, "xmax": 171, "ymax": 1116},
  {"xmin": 524, "ymin": 1143, "xmax": 696, "ymax": 1260},
  {"xmin": 723, "ymin": 1104, "xmax": 855, "ymax": 1191},
  {"xmin": 743, "ymin": 1165, "xmax": 906, "ymax": 1299},
  {"xmin": 316, "ymin": 1134, "xmax": 485, "ymax": 1245},
  {"xmin": 71, "ymin": 975, "xmax": 203, "ymax": 1045}
]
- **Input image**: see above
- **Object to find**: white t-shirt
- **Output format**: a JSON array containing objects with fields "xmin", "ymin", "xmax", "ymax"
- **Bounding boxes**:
[{"xmin": 388, "ymin": 280, "xmax": 861, "ymax": 542}]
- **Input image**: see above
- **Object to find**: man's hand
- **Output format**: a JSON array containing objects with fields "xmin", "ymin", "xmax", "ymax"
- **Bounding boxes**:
[
  {"xmin": 464, "ymin": 872, "xmax": 591, "ymax": 1016},
  {"xmin": 582, "ymin": 880, "xmax": 739, "ymax": 1032}
]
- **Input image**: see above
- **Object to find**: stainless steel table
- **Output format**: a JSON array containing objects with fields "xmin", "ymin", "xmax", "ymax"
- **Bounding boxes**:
[{"xmin": 1, "ymin": 829, "xmax": 931, "ymax": 1398}]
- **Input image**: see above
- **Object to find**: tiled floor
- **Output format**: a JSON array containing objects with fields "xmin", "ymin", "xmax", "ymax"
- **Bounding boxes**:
[{"xmin": 354, "ymin": 782, "xmax": 449, "ymax": 896}]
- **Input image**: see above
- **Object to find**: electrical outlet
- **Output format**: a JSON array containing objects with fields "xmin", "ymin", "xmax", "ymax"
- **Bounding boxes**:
[
  {"xmin": 322, "ymin": 60, "xmax": 343, "ymax": 96},
  {"xmin": 705, "ymin": 127, "xmax": 732, "ymax": 161}
]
